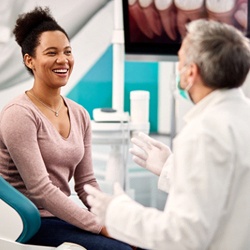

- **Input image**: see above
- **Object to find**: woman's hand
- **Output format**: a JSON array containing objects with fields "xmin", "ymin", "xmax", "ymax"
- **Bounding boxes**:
[{"xmin": 100, "ymin": 226, "xmax": 110, "ymax": 237}]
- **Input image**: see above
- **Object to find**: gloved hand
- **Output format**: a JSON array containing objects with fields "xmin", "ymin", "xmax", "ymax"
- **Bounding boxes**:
[
  {"xmin": 129, "ymin": 132, "xmax": 172, "ymax": 176},
  {"xmin": 84, "ymin": 182, "xmax": 124, "ymax": 225}
]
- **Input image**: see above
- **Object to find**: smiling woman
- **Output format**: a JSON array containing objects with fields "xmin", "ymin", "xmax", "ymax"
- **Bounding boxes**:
[
  {"xmin": 0, "ymin": 6, "xmax": 134, "ymax": 250},
  {"xmin": 25, "ymin": 30, "xmax": 73, "ymax": 91}
]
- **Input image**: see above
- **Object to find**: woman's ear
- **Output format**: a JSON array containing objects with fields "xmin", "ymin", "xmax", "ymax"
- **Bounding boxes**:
[{"xmin": 23, "ymin": 54, "xmax": 34, "ymax": 70}]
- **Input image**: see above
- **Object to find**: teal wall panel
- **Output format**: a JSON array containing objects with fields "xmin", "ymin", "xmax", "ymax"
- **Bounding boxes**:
[
  {"xmin": 124, "ymin": 61, "xmax": 158, "ymax": 132},
  {"xmin": 67, "ymin": 46, "xmax": 113, "ymax": 115},
  {"xmin": 67, "ymin": 45, "xmax": 159, "ymax": 132}
]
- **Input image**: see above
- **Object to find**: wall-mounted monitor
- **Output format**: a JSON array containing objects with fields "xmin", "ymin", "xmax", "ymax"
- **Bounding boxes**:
[{"xmin": 122, "ymin": 0, "xmax": 250, "ymax": 62}]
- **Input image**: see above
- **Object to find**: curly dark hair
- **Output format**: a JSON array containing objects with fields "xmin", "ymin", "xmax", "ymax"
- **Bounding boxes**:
[{"xmin": 13, "ymin": 6, "xmax": 69, "ymax": 75}]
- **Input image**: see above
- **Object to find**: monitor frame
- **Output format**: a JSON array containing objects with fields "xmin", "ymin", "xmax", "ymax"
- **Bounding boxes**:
[{"xmin": 122, "ymin": 0, "xmax": 250, "ymax": 62}]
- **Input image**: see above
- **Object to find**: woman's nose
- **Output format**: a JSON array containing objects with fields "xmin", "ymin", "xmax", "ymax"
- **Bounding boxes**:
[{"xmin": 56, "ymin": 54, "xmax": 68, "ymax": 64}]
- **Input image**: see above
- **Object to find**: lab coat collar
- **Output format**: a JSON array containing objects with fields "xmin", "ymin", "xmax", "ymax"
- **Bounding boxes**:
[{"xmin": 184, "ymin": 87, "xmax": 245, "ymax": 123}]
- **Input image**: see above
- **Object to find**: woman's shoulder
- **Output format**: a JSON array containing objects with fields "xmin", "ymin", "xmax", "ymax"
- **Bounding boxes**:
[
  {"xmin": 2, "ymin": 93, "xmax": 34, "ymax": 112},
  {"xmin": 0, "ymin": 93, "xmax": 40, "ymax": 126},
  {"xmin": 63, "ymin": 97, "xmax": 90, "ymax": 117},
  {"xmin": 63, "ymin": 97, "xmax": 91, "ymax": 130}
]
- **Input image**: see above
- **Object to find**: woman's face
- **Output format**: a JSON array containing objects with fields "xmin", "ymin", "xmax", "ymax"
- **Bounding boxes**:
[{"xmin": 29, "ymin": 30, "xmax": 74, "ymax": 89}]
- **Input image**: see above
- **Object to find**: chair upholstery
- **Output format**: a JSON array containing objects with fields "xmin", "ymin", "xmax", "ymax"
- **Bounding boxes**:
[
  {"xmin": 0, "ymin": 176, "xmax": 41, "ymax": 243},
  {"xmin": 0, "ymin": 176, "xmax": 86, "ymax": 249}
]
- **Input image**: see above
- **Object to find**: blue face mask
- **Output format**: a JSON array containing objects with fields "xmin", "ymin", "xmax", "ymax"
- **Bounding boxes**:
[{"xmin": 176, "ymin": 68, "xmax": 193, "ymax": 102}]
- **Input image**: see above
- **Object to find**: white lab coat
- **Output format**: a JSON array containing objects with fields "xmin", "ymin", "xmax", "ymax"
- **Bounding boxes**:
[{"xmin": 105, "ymin": 88, "xmax": 250, "ymax": 250}]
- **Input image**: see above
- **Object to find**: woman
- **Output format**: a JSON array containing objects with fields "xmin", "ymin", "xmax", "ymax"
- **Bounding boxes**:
[{"xmin": 0, "ymin": 6, "xmax": 133, "ymax": 250}]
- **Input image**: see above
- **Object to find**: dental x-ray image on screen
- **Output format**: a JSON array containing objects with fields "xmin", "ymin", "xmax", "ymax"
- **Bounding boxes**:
[{"xmin": 123, "ymin": 0, "xmax": 249, "ymax": 61}]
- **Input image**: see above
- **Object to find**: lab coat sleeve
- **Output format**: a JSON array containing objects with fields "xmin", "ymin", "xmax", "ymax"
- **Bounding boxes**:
[
  {"xmin": 105, "ymin": 120, "xmax": 234, "ymax": 250},
  {"xmin": 107, "ymin": 191, "xmax": 205, "ymax": 250},
  {"xmin": 105, "ymin": 193, "xmax": 167, "ymax": 249},
  {"xmin": 158, "ymin": 154, "xmax": 174, "ymax": 193}
]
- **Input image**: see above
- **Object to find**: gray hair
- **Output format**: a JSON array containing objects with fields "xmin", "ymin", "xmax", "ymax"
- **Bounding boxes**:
[{"xmin": 183, "ymin": 19, "xmax": 250, "ymax": 89}]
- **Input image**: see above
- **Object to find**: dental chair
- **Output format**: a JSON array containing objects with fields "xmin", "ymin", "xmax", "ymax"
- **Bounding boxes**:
[{"xmin": 0, "ymin": 176, "xmax": 86, "ymax": 250}]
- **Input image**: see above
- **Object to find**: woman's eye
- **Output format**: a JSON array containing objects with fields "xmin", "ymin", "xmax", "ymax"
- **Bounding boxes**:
[
  {"xmin": 47, "ymin": 51, "xmax": 56, "ymax": 55},
  {"xmin": 65, "ymin": 50, "xmax": 72, "ymax": 55}
]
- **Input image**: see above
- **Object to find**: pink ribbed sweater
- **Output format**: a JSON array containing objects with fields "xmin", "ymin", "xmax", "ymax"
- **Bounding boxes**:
[{"xmin": 0, "ymin": 93, "xmax": 102, "ymax": 233}]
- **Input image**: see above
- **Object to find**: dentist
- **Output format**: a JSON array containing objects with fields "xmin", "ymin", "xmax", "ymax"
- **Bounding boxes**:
[{"xmin": 85, "ymin": 19, "xmax": 250, "ymax": 250}]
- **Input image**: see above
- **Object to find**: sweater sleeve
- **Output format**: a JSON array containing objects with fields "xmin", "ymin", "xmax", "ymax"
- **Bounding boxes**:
[{"xmin": 0, "ymin": 104, "xmax": 102, "ymax": 233}]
